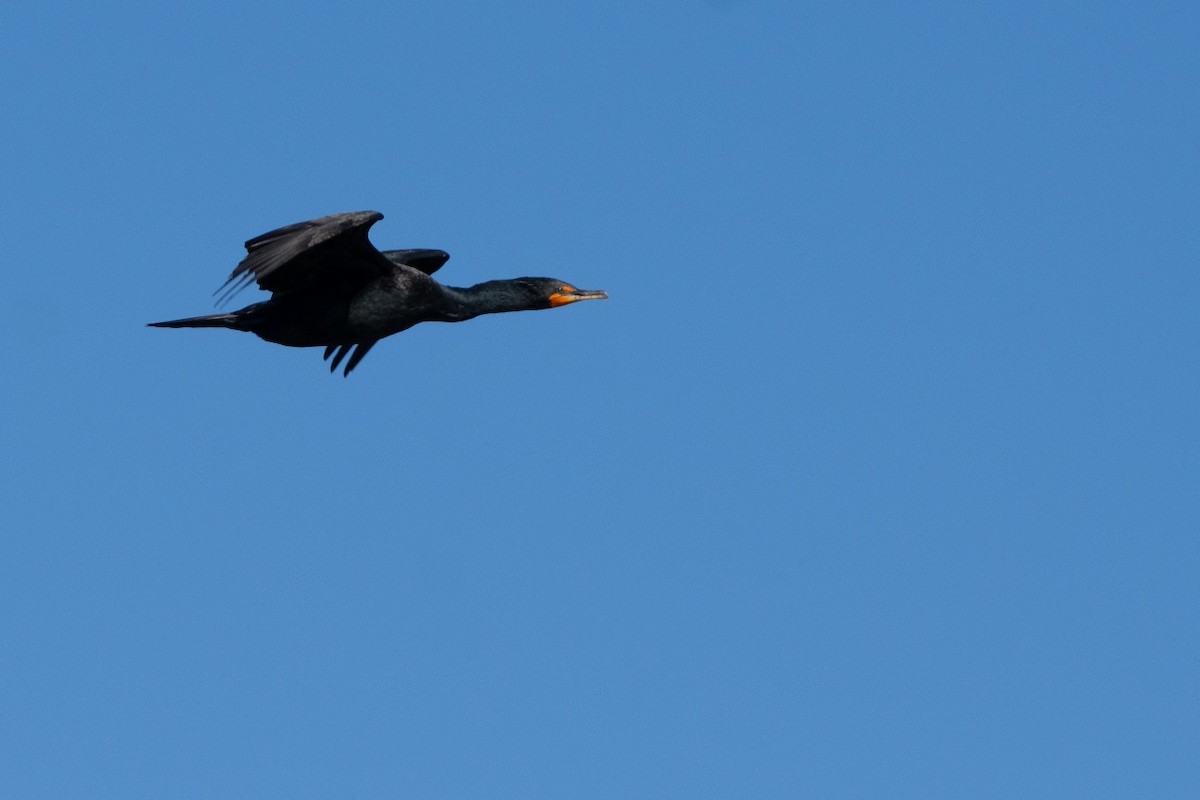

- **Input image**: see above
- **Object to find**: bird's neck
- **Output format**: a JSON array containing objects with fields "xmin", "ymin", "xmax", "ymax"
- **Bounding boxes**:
[{"xmin": 443, "ymin": 281, "xmax": 534, "ymax": 319}]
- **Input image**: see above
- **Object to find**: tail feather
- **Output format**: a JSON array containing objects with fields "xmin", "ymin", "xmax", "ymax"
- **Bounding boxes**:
[{"xmin": 147, "ymin": 312, "xmax": 241, "ymax": 329}]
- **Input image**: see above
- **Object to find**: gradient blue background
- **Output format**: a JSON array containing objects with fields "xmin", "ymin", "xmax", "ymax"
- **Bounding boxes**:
[{"xmin": 2, "ymin": 1, "xmax": 1197, "ymax": 797}]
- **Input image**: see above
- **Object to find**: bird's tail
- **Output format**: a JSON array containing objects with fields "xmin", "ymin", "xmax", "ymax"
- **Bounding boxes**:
[{"xmin": 147, "ymin": 312, "xmax": 243, "ymax": 330}]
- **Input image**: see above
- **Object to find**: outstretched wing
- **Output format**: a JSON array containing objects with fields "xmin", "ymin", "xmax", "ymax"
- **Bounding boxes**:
[{"xmin": 216, "ymin": 211, "xmax": 393, "ymax": 305}]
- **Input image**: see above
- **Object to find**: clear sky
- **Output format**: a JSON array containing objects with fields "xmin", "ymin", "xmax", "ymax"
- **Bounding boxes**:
[{"xmin": 2, "ymin": 1, "xmax": 1197, "ymax": 797}]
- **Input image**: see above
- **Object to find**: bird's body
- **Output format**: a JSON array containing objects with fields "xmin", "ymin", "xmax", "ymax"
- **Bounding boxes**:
[{"xmin": 150, "ymin": 211, "xmax": 607, "ymax": 375}]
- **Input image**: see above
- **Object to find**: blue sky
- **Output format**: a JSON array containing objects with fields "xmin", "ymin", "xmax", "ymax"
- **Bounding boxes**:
[{"xmin": 2, "ymin": 1, "xmax": 1197, "ymax": 797}]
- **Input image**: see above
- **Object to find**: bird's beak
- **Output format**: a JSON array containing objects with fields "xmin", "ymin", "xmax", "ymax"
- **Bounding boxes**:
[{"xmin": 549, "ymin": 288, "xmax": 609, "ymax": 307}]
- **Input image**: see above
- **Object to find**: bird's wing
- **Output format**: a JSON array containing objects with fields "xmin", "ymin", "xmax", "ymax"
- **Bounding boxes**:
[
  {"xmin": 380, "ymin": 248, "xmax": 451, "ymax": 276},
  {"xmin": 324, "ymin": 340, "xmax": 378, "ymax": 376},
  {"xmin": 216, "ymin": 210, "xmax": 393, "ymax": 304}
]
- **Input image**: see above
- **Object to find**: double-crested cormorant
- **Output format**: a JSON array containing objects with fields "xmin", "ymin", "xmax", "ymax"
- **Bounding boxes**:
[{"xmin": 149, "ymin": 211, "xmax": 608, "ymax": 375}]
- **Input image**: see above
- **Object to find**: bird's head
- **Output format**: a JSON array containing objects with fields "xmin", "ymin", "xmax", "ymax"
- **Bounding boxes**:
[
  {"xmin": 461, "ymin": 277, "xmax": 608, "ymax": 317},
  {"xmin": 512, "ymin": 278, "xmax": 609, "ymax": 310}
]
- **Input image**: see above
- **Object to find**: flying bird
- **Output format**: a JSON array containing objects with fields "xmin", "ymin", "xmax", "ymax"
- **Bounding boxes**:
[{"xmin": 149, "ymin": 210, "xmax": 607, "ymax": 375}]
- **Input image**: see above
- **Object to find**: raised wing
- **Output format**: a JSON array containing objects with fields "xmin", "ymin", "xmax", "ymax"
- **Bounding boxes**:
[
  {"xmin": 216, "ymin": 210, "xmax": 393, "ymax": 305},
  {"xmin": 380, "ymin": 248, "xmax": 451, "ymax": 276}
]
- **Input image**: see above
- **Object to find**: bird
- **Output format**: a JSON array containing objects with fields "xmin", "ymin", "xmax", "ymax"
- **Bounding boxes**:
[{"xmin": 149, "ymin": 210, "xmax": 607, "ymax": 375}]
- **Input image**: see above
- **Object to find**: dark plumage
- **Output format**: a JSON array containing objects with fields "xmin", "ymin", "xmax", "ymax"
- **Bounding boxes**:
[{"xmin": 149, "ymin": 211, "xmax": 607, "ymax": 375}]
